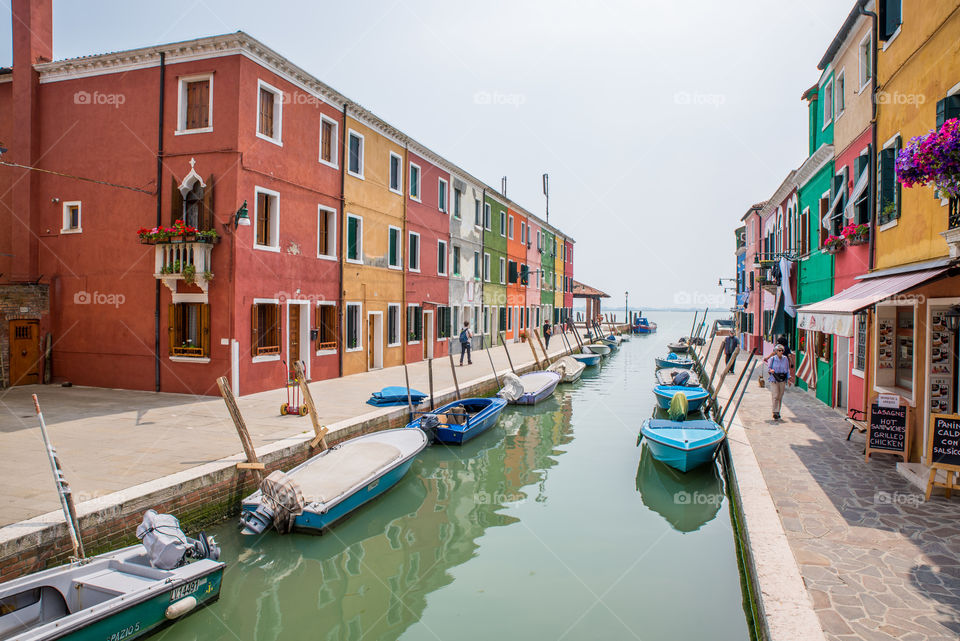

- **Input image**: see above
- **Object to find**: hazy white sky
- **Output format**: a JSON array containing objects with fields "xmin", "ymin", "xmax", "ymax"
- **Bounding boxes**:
[{"xmin": 2, "ymin": 0, "xmax": 853, "ymax": 309}]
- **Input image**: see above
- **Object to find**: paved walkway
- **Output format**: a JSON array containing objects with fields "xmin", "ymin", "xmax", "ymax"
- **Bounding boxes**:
[
  {"xmin": 0, "ymin": 330, "xmax": 583, "ymax": 526},
  {"xmin": 725, "ymin": 351, "xmax": 960, "ymax": 641}
]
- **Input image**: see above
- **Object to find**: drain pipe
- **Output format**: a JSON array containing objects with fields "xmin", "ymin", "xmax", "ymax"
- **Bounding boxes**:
[
  {"xmin": 338, "ymin": 103, "xmax": 347, "ymax": 378},
  {"xmin": 859, "ymin": 3, "xmax": 879, "ymax": 272},
  {"xmin": 154, "ymin": 52, "xmax": 166, "ymax": 392}
]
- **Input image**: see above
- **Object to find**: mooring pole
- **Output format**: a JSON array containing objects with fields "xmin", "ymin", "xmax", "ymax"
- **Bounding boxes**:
[
  {"xmin": 448, "ymin": 351, "xmax": 462, "ymax": 400},
  {"xmin": 499, "ymin": 331, "xmax": 516, "ymax": 374},
  {"xmin": 427, "ymin": 358, "xmax": 435, "ymax": 410},
  {"xmin": 482, "ymin": 334, "xmax": 501, "ymax": 387}
]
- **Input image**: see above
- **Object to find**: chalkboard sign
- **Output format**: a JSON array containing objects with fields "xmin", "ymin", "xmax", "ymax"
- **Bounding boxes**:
[
  {"xmin": 925, "ymin": 414, "xmax": 960, "ymax": 500},
  {"xmin": 865, "ymin": 403, "xmax": 909, "ymax": 462}
]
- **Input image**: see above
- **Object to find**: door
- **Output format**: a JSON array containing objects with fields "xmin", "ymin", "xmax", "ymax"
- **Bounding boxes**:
[
  {"xmin": 835, "ymin": 336, "xmax": 849, "ymax": 412},
  {"xmin": 424, "ymin": 311, "xmax": 434, "ymax": 359},
  {"xmin": 9, "ymin": 320, "xmax": 40, "ymax": 386},
  {"xmin": 288, "ymin": 305, "xmax": 301, "ymax": 367},
  {"xmin": 368, "ymin": 313, "xmax": 383, "ymax": 370}
]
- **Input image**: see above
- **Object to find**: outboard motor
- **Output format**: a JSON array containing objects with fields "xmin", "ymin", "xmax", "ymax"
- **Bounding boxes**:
[
  {"xmin": 239, "ymin": 502, "xmax": 275, "ymax": 536},
  {"xmin": 420, "ymin": 413, "xmax": 440, "ymax": 444},
  {"xmin": 136, "ymin": 509, "xmax": 220, "ymax": 569}
]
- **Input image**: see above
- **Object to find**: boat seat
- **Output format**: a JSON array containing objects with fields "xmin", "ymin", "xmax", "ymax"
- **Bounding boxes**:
[
  {"xmin": 442, "ymin": 405, "xmax": 468, "ymax": 425},
  {"xmin": 290, "ymin": 441, "xmax": 402, "ymax": 504},
  {"xmin": 72, "ymin": 568, "xmax": 156, "ymax": 596}
]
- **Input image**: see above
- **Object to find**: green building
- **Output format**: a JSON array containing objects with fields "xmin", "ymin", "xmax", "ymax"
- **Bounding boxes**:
[
  {"xmin": 540, "ymin": 227, "xmax": 555, "ymax": 326},
  {"xmin": 483, "ymin": 193, "xmax": 508, "ymax": 344}
]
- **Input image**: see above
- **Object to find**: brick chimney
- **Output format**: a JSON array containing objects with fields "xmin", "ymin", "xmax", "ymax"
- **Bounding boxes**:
[{"xmin": 8, "ymin": 0, "xmax": 52, "ymax": 281}]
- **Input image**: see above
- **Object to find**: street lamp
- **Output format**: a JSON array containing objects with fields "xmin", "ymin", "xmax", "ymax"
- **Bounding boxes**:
[
  {"xmin": 945, "ymin": 305, "xmax": 960, "ymax": 332},
  {"xmin": 625, "ymin": 291, "xmax": 629, "ymax": 325}
]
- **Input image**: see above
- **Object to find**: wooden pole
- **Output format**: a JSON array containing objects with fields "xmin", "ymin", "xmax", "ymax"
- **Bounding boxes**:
[
  {"xmin": 499, "ymin": 331, "xmax": 516, "ymax": 373},
  {"xmin": 427, "ymin": 357, "xmax": 435, "ymax": 410},
  {"xmin": 482, "ymin": 334, "xmax": 501, "ymax": 387},
  {"xmin": 293, "ymin": 361, "xmax": 328, "ymax": 449},
  {"xmin": 709, "ymin": 346, "xmax": 740, "ymax": 415},
  {"xmin": 722, "ymin": 357, "xmax": 760, "ymax": 434},
  {"xmin": 533, "ymin": 328, "xmax": 549, "ymax": 364},
  {"xmin": 403, "ymin": 364, "xmax": 415, "ymax": 422},
  {"xmin": 527, "ymin": 332, "xmax": 542, "ymax": 369},
  {"xmin": 216, "ymin": 376, "xmax": 265, "ymax": 483},
  {"xmin": 688, "ymin": 311, "xmax": 699, "ymax": 343},
  {"xmin": 720, "ymin": 350, "xmax": 757, "ymax": 425},
  {"xmin": 448, "ymin": 351, "xmax": 462, "ymax": 400}
]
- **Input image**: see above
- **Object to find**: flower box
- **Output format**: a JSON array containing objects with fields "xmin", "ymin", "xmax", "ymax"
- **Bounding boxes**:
[
  {"xmin": 824, "ymin": 245, "xmax": 842, "ymax": 255},
  {"xmin": 847, "ymin": 236, "xmax": 869, "ymax": 246}
]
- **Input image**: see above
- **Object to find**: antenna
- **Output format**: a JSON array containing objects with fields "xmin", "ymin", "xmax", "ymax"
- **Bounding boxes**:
[
  {"xmin": 501, "ymin": 176, "xmax": 507, "ymax": 196},
  {"xmin": 542, "ymin": 173, "xmax": 549, "ymax": 223}
]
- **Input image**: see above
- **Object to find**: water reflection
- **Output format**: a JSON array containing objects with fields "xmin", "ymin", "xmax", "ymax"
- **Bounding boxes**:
[{"xmin": 635, "ymin": 444, "xmax": 724, "ymax": 533}]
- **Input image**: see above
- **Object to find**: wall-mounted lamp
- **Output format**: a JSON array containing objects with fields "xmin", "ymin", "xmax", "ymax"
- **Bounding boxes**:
[
  {"xmin": 232, "ymin": 201, "xmax": 251, "ymax": 228},
  {"xmin": 945, "ymin": 305, "xmax": 960, "ymax": 332}
]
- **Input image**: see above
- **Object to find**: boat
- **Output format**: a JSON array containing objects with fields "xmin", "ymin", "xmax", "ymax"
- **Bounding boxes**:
[
  {"xmin": 497, "ymin": 371, "xmax": 562, "ymax": 405},
  {"xmin": 0, "ymin": 511, "xmax": 223, "ymax": 641},
  {"xmin": 239, "ymin": 428, "xmax": 428, "ymax": 535},
  {"xmin": 406, "ymin": 397, "xmax": 508, "ymax": 445},
  {"xmin": 654, "ymin": 353, "xmax": 694, "ymax": 369},
  {"xmin": 635, "ymin": 446, "xmax": 723, "ymax": 533},
  {"xmin": 667, "ymin": 341, "xmax": 690, "ymax": 353},
  {"xmin": 547, "ymin": 356, "xmax": 586, "ymax": 383},
  {"xmin": 366, "ymin": 386, "xmax": 428, "ymax": 407},
  {"xmin": 653, "ymin": 385, "xmax": 710, "ymax": 412},
  {"xmin": 637, "ymin": 418, "xmax": 726, "ymax": 472},
  {"xmin": 570, "ymin": 352, "xmax": 602, "ymax": 367},
  {"xmin": 582, "ymin": 343, "xmax": 611, "ymax": 356},
  {"xmin": 655, "ymin": 367, "xmax": 700, "ymax": 387},
  {"xmin": 600, "ymin": 335, "xmax": 621, "ymax": 349},
  {"xmin": 633, "ymin": 317, "xmax": 657, "ymax": 334}
]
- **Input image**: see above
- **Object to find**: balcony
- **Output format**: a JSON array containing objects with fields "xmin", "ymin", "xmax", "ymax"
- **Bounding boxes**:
[
  {"xmin": 154, "ymin": 241, "xmax": 214, "ymax": 294},
  {"xmin": 941, "ymin": 199, "xmax": 960, "ymax": 258}
]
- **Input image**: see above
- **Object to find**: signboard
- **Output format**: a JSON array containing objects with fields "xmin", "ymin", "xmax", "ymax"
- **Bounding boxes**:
[
  {"xmin": 925, "ymin": 413, "xmax": 960, "ymax": 500},
  {"xmin": 877, "ymin": 393, "xmax": 900, "ymax": 409},
  {"xmin": 865, "ymin": 402, "xmax": 909, "ymax": 462}
]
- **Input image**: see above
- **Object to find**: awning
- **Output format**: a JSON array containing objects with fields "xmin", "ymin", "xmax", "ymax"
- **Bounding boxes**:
[
  {"xmin": 736, "ymin": 291, "xmax": 750, "ymax": 306},
  {"xmin": 822, "ymin": 188, "xmax": 844, "ymax": 230},
  {"xmin": 843, "ymin": 168, "xmax": 869, "ymax": 220},
  {"xmin": 797, "ymin": 267, "xmax": 949, "ymax": 337},
  {"xmin": 771, "ymin": 289, "xmax": 787, "ymax": 336}
]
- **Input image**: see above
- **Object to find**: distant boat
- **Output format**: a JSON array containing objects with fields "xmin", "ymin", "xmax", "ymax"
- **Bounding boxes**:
[
  {"xmin": 583, "ymin": 343, "xmax": 611, "ymax": 356},
  {"xmin": 571, "ymin": 352, "xmax": 602, "ymax": 367},
  {"xmin": 239, "ymin": 428, "xmax": 427, "ymax": 535},
  {"xmin": 633, "ymin": 318, "xmax": 657, "ymax": 334},
  {"xmin": 498, "ymin": 371, "xmax": 562, "ymax": 405},
  {"xmin": 667, "ymin": 341, "xmax": 690, "ymax": 353},
  {"xmin": 548, "ymin": 356, "xmax": 586, "ymax": 383},
  {"xmin": 653, "ymin": 385, "xmax": 710, "ymax": 412},
  {"xmin": 638, "ymin": 418, "xmax": 725, "ymax": 472},
  {"xmin": 406, "ymin": 397, "xmax": 508, "ymax": 445},
  {"xmin": 656, "ymin": 367, "xmax": 700, "ymax": 387},
  {"xmin": 655, "ymin": 354, "xmax": 695, "ymax": 369}
]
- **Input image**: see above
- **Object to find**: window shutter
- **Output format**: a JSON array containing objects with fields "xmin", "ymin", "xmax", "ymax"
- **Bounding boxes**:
[
  {"xmin": 201, "ymin": 175, "xmax": 214, "ymax": 231},
  {"xmin": 171, "ymin": 180, "xmax": 184, "ymax": 225},
  {"xmin": 895, "ymin": 136, "xmax": 902, "ymax": 218},
  {"xmin": 168, "ymin": 304, "xmax": 177, "ymax": 355},
  {"xmin": 879, "ymin": 146, "xmax": 896, "ymax": 223},
  {"xmin": 251, "ymin": 304, "xmax": 259, "ymax": 353},
  {"xmin": 201, "ymin": 304, "xmax": 211, "ymax": 356},
  {"xmin": 347, "ymin": 219, "xmax": 357, "ymax": 259},
  {"xmin": 938, "ymin": 95, "xmax": 960, "ymax": 129},
  {"xmin": 937, "ymin": 98, "xmax": 947, "ymax": 129}
]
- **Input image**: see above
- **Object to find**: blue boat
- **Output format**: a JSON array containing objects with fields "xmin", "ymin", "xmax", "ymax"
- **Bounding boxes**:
[
  {"xmin": 654, "ymin": 353, "xmax": 694, "ymax": 369},
  {"xmin": 367, "ymin": 386, "xmax": 427, "ymax": 407},
  {"xmin": 638, "ymin": 419, "xmax": 726, "ymax": 472},
  {"xmin": 600, "ymin": 336, "xmax": 620, "ymax": 350},
  {"xmin": 240, "ymin": 428, "xmax": 428, "ymax": 535},
  {"xmin": 571, "ymin": 352, "xmax": 602, "ymax": 367},
  {"xmin": 406, "ymin": 397, "xmax": 508, "ymax": 445},
  {"xmin": 633, "ymin": 318, "xmax": 657, "ymax": 334},
  {"xmin": 653, "ymin": 385, "xmax": 710, "ymax": 412}
]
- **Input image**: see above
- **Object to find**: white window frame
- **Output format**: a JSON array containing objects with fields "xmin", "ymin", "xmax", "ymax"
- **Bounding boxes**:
[
  {"xmin": 835, "ymin": 68, "xmax": 845, "ymax": 117},
  {"xmin": 851, "ymin": 312, "xmax": 867, "ymax": 378},
  {"xmin": 318, "ymin": 115, "xmax": 339, "ymax": 168},
  {"xmin": 256, "ymin": 79, "xmax": 283, "ymax": 146},
  {"xmin": 499, "ymin": 257, "xmax": 506, "ymax": 285},
  {"xmin": 317, "ymin": 205, "xmax": 337, "ymax": 261},
  {"xmin": 389, "ymin": 152, "xmax": 403, "ymax": 195},
  {"xmin": 251, "ymin": 297, "xmax": 281, "ymax": 363},
  {"xmin": 474, "ymin": 250, "xmax": 481, "ymax": 280},
  {"xmin": 858, "ymin": 32, "xmax": 873, "ymax": 92},
  {"xmin": 508, "ymin": 214, "xmax": 514, "ymax": 239},
  {"xmin": 344, "ymin": 302, "xmax": 363, "ymax": 353},
  {"xmin": 474, "ymin": 198, "xmax": 481, "ymax": 227},
  {"xmin": 438, "ymin": 178, "xmax": 448, "ymax": 213},
  {"xmin": 315, "ymin": 301, "xmax": 338, "ymax": 356},
  {"xmin": 821, "ymin": 78, "xmax": 834, "ymax": 129},
  {"xmin": 346, "ymin": 129, "xmax": 364, "ymax": 180},
  {"xmin": 499, "ymin": 211, "xmax": 506, "ymax": 237},
  {"xmin": 253, "ymin": 186, "xmax": 280, "ymax": 252},
  {"xmin": 484, "ymin": 203, "xmax": 492, "ymax": 230},
  {"xmin": 345, "ymin": 213, "xmax": 363, "ymax": 265},
  {"xmin": 872, "ymin": 299, "xmax": 916, "ymax": 403},
  {"xmin": 483, "ymin": 252, "xmax": 491, "ymax": 282},
  {"xmin": 520, "ymin": 221, "xmax": 526, "ymax": 244},
  {"xmin": 437, "ymin": 240, "xmax": 448, "ymax": 276},
  {"xmin": 406, "ymin": 303, "xmax": 422, "ymax": 345},
  {"xmin": 452, "ymin": 244, "xmax": 461, "ymax": 277},
  {"xmin": 878, "ymin": 132, "xmax": 902, "ymax": 232},
  {"xmin": 409, "ymin": 163, "xmax": 421, "ymax": 201},
  {"xmin": 387, "ymin": 303, "xmax": 402, "ymax": 347},
  {"xmin": 176, "ymin": 73, "xmax": 213, "ymax": 135},
  {"xmin": 408, "ymin": 231, "xmax": 421, "ymax": 273},
  {"xmin": 388, "ymin": 225, "xmax": 403, "ymax": 270},
  {"xmin": 61, "ymin": 200, "xmax": 82, "ymax": 234}
]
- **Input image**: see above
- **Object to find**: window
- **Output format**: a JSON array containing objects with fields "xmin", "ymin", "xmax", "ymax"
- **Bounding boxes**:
[
  {"xmin": 178, "ymin": 75, "xmax": 212, "ymax": 133},
  {"xmin": 316, "ymin": 304, "xmax": 337, "ymax": 351},
  {"xmin": 483, "ymin": 253, "xmax": 491, "ymax": 282},
  {"xmin": 484, "ymin": 203, "xmax": 492, "ymax": 230},
  {"xmin": 799, "ymin": 207, "xmax": 809, "ymax": 255},
  {"xmin": 537, "ymin": 230, "xmax": 542, "ymax": 249},
  {"xmin": 254, "ymin": 188, "xmax": 279, "ymax": 250},
  {"xmin": 822, "ymin": 80, "xmax": 833, "ymax": 126},
  {"xmin": 388, "ymin": 226, "xmax": 402, "ymax": 269},
  {"xmin": 818, "ymin": 195, "xmax": 829, "ymax": 247},
  {"xmin": 251, "ymin": 302, "xmax": 281, "ymax": 357},
  {"xmin": 438, "ymin": 179, "xmax": 448, "ymax": 213},
  {"xmin": 346, "ymin": 214, "xmax": 363, "ymax": 264},
  {"xmin": 506, "ymin": 306, "xmax": 512, "ymax": 331},
  {"xmin": 408, "ymin": 232, "xmax": 420, "ymax": 272},
  {"xmin": 474, "ymin": 250, "xmax": 481, "ymax": 279},
  {"xmin": 389, "ymin": 152, "xmax": 402, "ymax": 194},
  {"xmin": 836, "ymin": 70, "xmax": 845, "ymax": 114},
  {"xmin": 474, "ymin": 199, "xmax": 481, "ymax": 226},
  {"xmin": 508, "ymin": 260, "xmax": 518, "ymax": 284},
  {"xmin": 878, "ymin": 0, "xmax": 901, "ymax": 41},
  {"xmin": 854, "ymin": 312, "xmax": 867, "ymax": 373},
  {"xmin": 499, "ymin": 257, "xmax": 506, "ymax": 284},
  {"xmin": 319, "ymin": 116, "xmax": 338, "ymax": 166},
  {"xmin": 499, "ymin": 307, "xmax": 507, "ymax": 332},
  {"xmin": 936, "ymin": 94, "xmax": 960, "ymax": 129},
  {"xmin": 317, "ymin": 206, "xmax": 336, "ymax": 259},
  {"xmin": 879, "ymin": 135, "xmax": 902, "ymax": 225},
  {"xmin": 257, "ymin": 81, "xmax": 282, "ymax": 144},
  {"xmin": 453, "ymin": 188, "xmax": 462, "ymax": 219},
  {"xmin": 61, "ymin": 201, "xmax": 81, "ymax": 233},
  {"xmin": 407, "ymin": 305, "xmax": 423, "ymax": 342},
  {"xmin": 387, "ymin": 304, "xmax": 401, "ymax": 346},
  {"xmin": 169, "ymin": 302, "xmax": 210, "ymax": 358},
  {"xmin": 437, "ymin": 240, "xmax": 448, "ymax": 276},
  {"xmin": 520, "ymin": 222, "xmax": 526, "ymax": 244},
  {"xmin": 409, "ymin": 163, "xmax": 421, "ymax": 200},
  {"xmin": 437, "ymin": 306, "xmax": 452, "ymax": 339},
  {"xmin": 858, "ymin": 34, "xmax": 873, "ymax": 90},
  {"xmin": 347, "ymin": 130, "xmax": 364, "ymax": 178},
  {"xmin": 508, "ymin": 215, "xmax": 514, "ymax": 239},
  {"xmin": 831, "ymin": 167, "xmax": 848, "ymax": 236},
  {"xmin": 499, "ymin": 211, "xmax": 506, "ymax": 236},
  {"xmin": 345, "ymin": 303, "xmax": 362, "ymax": 351},
  {"xmin": 452, "ymin": 245, "xmax": 461, "ymax": 276}
]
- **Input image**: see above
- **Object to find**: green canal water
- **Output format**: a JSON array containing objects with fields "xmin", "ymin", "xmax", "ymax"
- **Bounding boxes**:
[{"xmin": 165, "ymin": 312, "xmax": 752, "ymax": 641}]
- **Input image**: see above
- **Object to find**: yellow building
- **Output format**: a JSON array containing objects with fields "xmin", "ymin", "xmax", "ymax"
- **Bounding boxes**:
[{"xmin": 341, "ymin": 112, "xmax": 407, "ymax": 375}]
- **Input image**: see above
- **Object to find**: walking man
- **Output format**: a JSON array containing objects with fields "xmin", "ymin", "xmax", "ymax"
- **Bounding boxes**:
[
  {"xmin": 723, "ymin": 333, "xmax": 739, "ymax": 374},
  {"xmin": 458, "ymin": 321, "xmax": 473, "ymax": 366},
  {"xmin": 543, "ymin": 321, "xmax": 552, "ymax": 349}
]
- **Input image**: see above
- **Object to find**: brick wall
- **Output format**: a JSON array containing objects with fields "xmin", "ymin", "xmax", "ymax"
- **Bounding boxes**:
[{"xmin": 0, "ymin": 283, "xmax": 50, "ymax": 387}]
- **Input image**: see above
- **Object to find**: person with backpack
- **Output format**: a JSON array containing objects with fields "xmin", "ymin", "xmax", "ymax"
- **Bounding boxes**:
[
  {"xmin": 542, "ymin": 321, "xmax": 552, "ymax": 349},
  {"xmin": 763, "ymin": 343, "xmax": 792, "ymax": 420},
  {"xmin": 458, "ymin": 321, "xmax": 473, "ymax": 366}
]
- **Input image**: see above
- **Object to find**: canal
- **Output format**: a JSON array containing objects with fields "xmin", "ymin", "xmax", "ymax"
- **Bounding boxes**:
[{"xmin": 167, "ymin": 312, "xmax": 753, "ymax": 641}]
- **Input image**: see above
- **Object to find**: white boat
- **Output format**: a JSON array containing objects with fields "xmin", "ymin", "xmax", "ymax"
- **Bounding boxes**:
[{"xmin": 547, "ymin": 356, "xmax": 586, "ymax": 383}]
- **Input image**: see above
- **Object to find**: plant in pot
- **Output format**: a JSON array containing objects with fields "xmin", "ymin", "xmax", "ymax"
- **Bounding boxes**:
[
  {"xmin": 823, "ymin": 235, "xmax": 846, "ymax": 254},
  {"xmin": 842, "ymin": 222, "xmax": 870, "ymax": 246},
  {"xmin": 182, "ymin": 264, "xmax": 197, "ymax": 285},
  {"xmin": 197, "ymin": 229, "xmax": 219, "ymax": 243},
  {"xmin": 202, "ymin": 270, "xmax": 214, "ymax": 282},
  {"xmin": 896, "ymin": 117, "xmax": 960, "ymax": 199},
  {"xmin": 519, "ymin": 330, "xmax": 528, "ymax": 342}
]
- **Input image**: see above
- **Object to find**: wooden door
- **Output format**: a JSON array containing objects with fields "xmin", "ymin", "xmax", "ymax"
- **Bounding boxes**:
[
  {"xmin": 289, "ymin": 306, "xmax": 301, "ymax": 366},
  {"xmin": 9, "ymin": 320, "xmax": 40, "ymax": 386}
]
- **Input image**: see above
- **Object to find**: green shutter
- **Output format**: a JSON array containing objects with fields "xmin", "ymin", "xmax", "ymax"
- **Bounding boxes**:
[
  {"xmin": 348, "ymin": 218, "xmax": 358, "ymax": 259},
  {"xmin": 879, "ymin": 147, "xmax": 896, "ymax": 223},
  {"xmin": 389, "ymin": 229, "xmax": 398, "ymax": 266}
]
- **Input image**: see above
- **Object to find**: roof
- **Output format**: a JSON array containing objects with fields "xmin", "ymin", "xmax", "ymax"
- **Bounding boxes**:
[
  {"xmin": 571, "ymin": 280, "xmax": 610, "ymax": 299},
  {"xmin": 818, "ymin": 0, "xmax": 871, "ymax": 70},
  {"xmin": 740, "ymin": 201, "xmax": 767, "ymax": 222},
  {"xmin": 801, "ymin": 83, "xmax": 819, "ymax": 101}
]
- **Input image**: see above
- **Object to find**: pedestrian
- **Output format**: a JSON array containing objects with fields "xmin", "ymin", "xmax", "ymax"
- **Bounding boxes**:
[
  {"xmin": 543, "ymin": 321, "xmax": 552, "ymax": 349},
  {"xmin": 458, "ymin": 321, "xmax": 473, "ymax": 366},
  {"xmin": 762, "ymin": 344, "xmax": 791, "ymax": 420},
  {"xmin": 723, "ymin": 333, "xmax": 739, "ymax": 374},
  {"xmin": 776, "ymin": 335, "xmax": 795, "ymax": 371}
]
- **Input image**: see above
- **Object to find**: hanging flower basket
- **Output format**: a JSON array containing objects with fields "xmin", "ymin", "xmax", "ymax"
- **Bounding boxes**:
[
  {"xmin": 896, "ymin": 117, "xmax": 960, "ymax": 199},
  {"xmin": 841, "ymin": 222, "xmax": 870, "ymax": 246},
  {"xmin": 823, "ymin": 235, "xmax": 846, "ymax": 254}
]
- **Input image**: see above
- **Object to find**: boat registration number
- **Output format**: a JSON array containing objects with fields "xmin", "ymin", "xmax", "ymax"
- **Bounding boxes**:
[
  {"xmin": 169, "ymin": 577, "xmax": 207, "ymax": 601},
  {"xmin": 106, "ymin": 622, "xmax": 140, "ymax": 641}
]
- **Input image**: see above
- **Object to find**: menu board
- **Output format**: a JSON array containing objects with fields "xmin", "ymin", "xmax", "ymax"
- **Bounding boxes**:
[
  {"xmin": 928, "ymin": 414, "xmax": 960, "ymax": 470},
  {"xmin": 929, "ymin": 310, "xmax": 954, "ymax": 415},
  {"xmin": 866, "ymin": 403, "xmax": 909, "ymax": 461},
  {"xmin": 877, "ymin": 318, "xmax": 894, "ymax": 370}
]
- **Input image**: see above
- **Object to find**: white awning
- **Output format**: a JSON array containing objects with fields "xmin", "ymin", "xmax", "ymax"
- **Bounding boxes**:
[
  {"xmin": 843, "ymin": 168, "xmax": 869, "ymax": 220},
  {"xmin": 822, "ymin": 188, "xmax": 844, "ymax": 230}
]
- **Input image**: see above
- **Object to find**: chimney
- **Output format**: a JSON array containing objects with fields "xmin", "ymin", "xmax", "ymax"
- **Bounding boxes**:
[{"xmin": 8, "ymin": 0, "xmax": 52, "ymax": 280}]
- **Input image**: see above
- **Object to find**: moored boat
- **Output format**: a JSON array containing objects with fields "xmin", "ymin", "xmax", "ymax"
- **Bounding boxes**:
[
  {"xmin": 548, "ymin": 356, "xmax": 586, "ymax": 383},
  {"xmin": 652, "ymin": 385, "xmax": 710, "ymax": 412},
  {"xmin": 582, "ymin": 343, "xmax": 611, "ymax": 356},
  {"xmin": 654, "ymin": 354, "xmax": 695, "ymax": 369},
  {"xmin": 637, "ymin": 418, "xmax": 726, "ymax": 472},
  {"xmin": 571, "ymin": 352, "xmax": 602, "ymax": 367},
  {"xmin": 667, "ymin": 340, "xmax": 690, "ymax": 353},
  {"xmin": 655, "ymin": 367, "xmax": 699, "ymax": 386},
  {"xmin": 497, "ymin": 371, "xmax": 562, "ymax": 405},
  {"xmin": 239, "ymin": 428, "xmax": 427, "ymax": 535},
  {"xmin": 406, "ymin": 397, "xmax": 508, "ymax": 445}
]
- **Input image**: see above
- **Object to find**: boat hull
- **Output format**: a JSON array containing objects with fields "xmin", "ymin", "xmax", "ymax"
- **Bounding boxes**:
[
  {"xmin": 639, "ymin": 420, "xmax": 725, "ymax": 473},
  {"xmin": 654, "ymin": 357, "xmax": 694, "ymax": 370},
  {"xmin": 653, "ymin": 386, "xmax": 709, "ymax": 412},
  {"xmin": 583, "ymin": 344, "xmax": 611, "ymax": 356},
  {"xmin": 571, "ymin": 353, "xmax": 602, "ymax": 367},
  {"xmin": 512, "ymin": 376, "xmax": 561, "ymax": 405},
  {"xmin": 667, "ymin": 343, "xmax": 690, "ymax": 353}
]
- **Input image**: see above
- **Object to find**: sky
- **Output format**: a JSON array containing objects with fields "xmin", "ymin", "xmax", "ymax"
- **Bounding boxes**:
[{"xmin": 1, "ymin": 0, "xmax": 854, "ymax": 309}]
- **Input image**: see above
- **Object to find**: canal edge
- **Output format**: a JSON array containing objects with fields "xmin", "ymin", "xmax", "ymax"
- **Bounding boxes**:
[{"xmin": 724, "ymin": 415, "xmax": 827, "ymax": 641}]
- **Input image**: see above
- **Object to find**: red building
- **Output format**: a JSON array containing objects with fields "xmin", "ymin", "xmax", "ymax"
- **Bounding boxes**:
[
  {"xmin": 525, "ymin": 217, "xmax": 543, "ymax": 330},
  {"xmin": 404, "ymin": 149, "xmax": 451, "ymax": 362},
  {"xmin": 563, "ymin": 238, "xmax": 574, "ymax": 320},
  {"xmin": 505, "ymin": 206, "xmax": 528, "ymax": 342}
]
